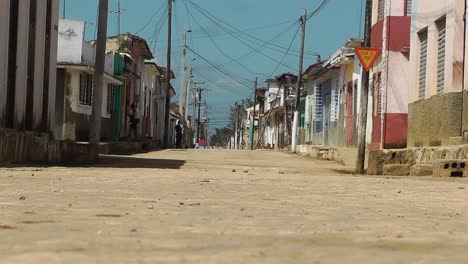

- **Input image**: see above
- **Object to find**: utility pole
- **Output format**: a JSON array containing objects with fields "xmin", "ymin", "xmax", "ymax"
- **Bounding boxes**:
[
  {"xmin": 234, "ymin": 103, "xmax": 239, "ymax": 150},
  {"xmin": 179, "ymin": 30, "xmax": 190, "ymax": 123},
  {"xmin": 196, "ymin": 89, "xmax": 202, "ymax": 145},
  {"xmin": 63, "ymin": 0, "xmax": 66, "ymax": 19},
  {"xmin": 192, "ymin": 89, "xmax": 197, "ymax": 129},
  {"xmin": 117, "ymin": 0, "xmax": 121, "ymax": 34},
  {"xmin": 90, "ymin": 0, "xmax": 109, "ymax": 145},
  {"xmin": 185, "ymin": 60, "xmax": 194, "ymax": 125},
  {"xmin": 163, "ymin": 0, "xmax": 173, "ymax": 148},
  {"xmin": 292, "ymin": 9, "xmax": 307, "ymax": 153},
  {"xmin": 251, "ymin": 77, "xmax": 258, "ymax": 150},
  {"xmin": 356, "ymin": 0, "xmax": 373, "ymax": 174}
]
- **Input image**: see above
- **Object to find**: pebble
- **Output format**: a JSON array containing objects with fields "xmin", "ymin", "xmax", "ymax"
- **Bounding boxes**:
[
  {"xmin": 19, "ymin": 196, "xmax": 26, "ymax": 201},
  {"xmin": 147, "ymin": 205, "xmax": 154, "ymax": 209},
  {"xmin": 232, "ymin": 169, "xmax": 236, "ymax": 173}
]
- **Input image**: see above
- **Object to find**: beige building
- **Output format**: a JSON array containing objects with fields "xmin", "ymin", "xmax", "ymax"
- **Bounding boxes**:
[{"xmin": 408, "ymin": 0, "xmax": 467, "ymax": 147}]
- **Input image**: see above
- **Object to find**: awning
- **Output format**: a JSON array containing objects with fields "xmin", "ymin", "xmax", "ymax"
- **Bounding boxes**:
[{"xmin": 57, "ymin": 63, "xmax": 123, "ymax": 85}]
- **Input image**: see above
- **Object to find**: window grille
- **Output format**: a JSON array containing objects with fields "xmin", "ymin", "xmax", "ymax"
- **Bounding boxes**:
[
  {"xmin": 418, "ymin": 30, "xmax": 428, "ymax": 100},
  {"xmin": 436, "ymin": 18, "xmax": 446, "ymax": 94}
]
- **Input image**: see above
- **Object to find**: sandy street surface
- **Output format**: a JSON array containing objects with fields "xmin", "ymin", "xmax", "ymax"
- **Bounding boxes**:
[{"xmin": 0, "ymin": 149, "xmax": 467, "ymax": 264}]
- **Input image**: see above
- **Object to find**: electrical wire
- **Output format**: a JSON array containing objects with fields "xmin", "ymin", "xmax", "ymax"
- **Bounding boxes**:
[
  {"xmin": 186, "ymin": 0, "xmax": 299, "ymax": 71},
  {"xmin": 188, "ymin": 47, "xmax": 252, "ymax": 89},
  {"xmin": 134, "ymin": 1, "xmax": 167, "ymax": 36}
]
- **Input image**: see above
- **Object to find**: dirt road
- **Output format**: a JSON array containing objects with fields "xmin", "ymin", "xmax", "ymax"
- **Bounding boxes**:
[{"xmin": 1, "ymin": 149, "xmax": 467, "ymax": 263}]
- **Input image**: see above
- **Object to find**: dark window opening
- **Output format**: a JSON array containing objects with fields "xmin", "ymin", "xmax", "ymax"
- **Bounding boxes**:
[
  {"xmin": 6, "ymin": 0, "xmax": 20, "ymax": 128},
  {"xmin": 79, "ymin": 73, "xmax": 94, "ymax": 106}
]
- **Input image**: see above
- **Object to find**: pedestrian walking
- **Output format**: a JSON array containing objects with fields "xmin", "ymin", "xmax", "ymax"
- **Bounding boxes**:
[
  {"xmin": 128, "ymin": 103, "xmax": 139, "ymax": 139},
  {"xmin": 278, "ymin": 117, "xmax": 285, "ymax": 150},
  {"xmin": 175, "ymin": 121, "xmax": 183, "ymax": 148}
]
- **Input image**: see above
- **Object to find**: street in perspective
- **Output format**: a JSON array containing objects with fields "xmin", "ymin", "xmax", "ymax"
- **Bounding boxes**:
[{"xmin": 1, "ymin": 0, "xmax": 468, "ymax": 263}]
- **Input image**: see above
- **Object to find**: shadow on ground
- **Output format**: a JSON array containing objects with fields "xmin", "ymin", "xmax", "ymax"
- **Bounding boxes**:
[
  {"xmin": 94, "ymin": 155, "xmax": 186, "ymax": 169},
  {"xmin": 0, "ymin": 155, "xmax": 186, "ymax": 170}
]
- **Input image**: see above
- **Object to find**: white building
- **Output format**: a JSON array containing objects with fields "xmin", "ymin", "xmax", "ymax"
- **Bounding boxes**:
[{"xmin": 56, "ymin": 19, "xmax": 122, "ymax": 141}]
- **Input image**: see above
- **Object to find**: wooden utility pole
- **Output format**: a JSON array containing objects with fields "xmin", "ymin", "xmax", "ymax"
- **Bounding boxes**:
[
  {"xmin": 179, "ymin": 30, "xmax": 188, "ymax": 122},
  {"xmin": 196, "ymin": 89, "xmax": 202, "ymax": 144},
  {"xmin": 90, "ymin": 0, "xmax": 109, "ymax": 145},
  {"xmin": 251, "ymin": 77, "xmax": 258, "ymax": 150},
  {"xmin": 292, "ymin": 9, "xmax": 307, "ymax": 153},
  {"xmin": 185, "ymin": 60, "xmax": 193, "ymax": 124},
  {"xmin": 117, "ymin": 0, "xmax": 121, "ymax": 35},
  {"xmin": 356, "ymin": 0, "xmax": 373, "ymax": 174},
  {"xmin": 296, "ymin": 9, "xmax": 307, "ymax": 128},
  {"xmin": 163, "ymin": 0, "xmax": 173, "ymax": 147}
]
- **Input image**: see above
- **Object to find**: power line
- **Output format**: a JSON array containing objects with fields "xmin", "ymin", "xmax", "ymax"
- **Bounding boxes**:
[
  {"xmin": 134, "ymin": 1, "xmax": 167, "ymax": 36},
  {"xmin": 270, "ymin": 25, "xmax": 301, "ymax": 77},
  {"xmin": 185, "ymin": 6, "xmax": 256, "ymax": 75},
  {"xmin": 306, "ymin": 0, "xmax": 333, "ymax": 21},
  {"xmin": 186, "ymin": 0, "xmax": 299, "ymax": 71},
  {"xmin": 188, "ymin": 47, "xmax": 253, "ymax": 89},
  {"xmin": 187, "ymin": 0, "xmax": 319, "ymax": 57}
]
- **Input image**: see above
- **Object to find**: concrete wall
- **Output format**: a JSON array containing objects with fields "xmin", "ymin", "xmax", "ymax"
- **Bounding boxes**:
[
  {"xmin": 0, "ymin": 129, "xmax": 98, "ymax": 164},
  {"xmin": 408, "ymin": 92, "xmax": 462, "ymax": 147},
  {"xmin": 57, "ymin": 20, "xmax": 85, "ymax": 64},
  {"xmin": 60, "ymin": 69, "xmax": 116, "ymax": 141},
  {"xmin": 0, "ymin": 0, "xmax": 10, "ymax": 127}
]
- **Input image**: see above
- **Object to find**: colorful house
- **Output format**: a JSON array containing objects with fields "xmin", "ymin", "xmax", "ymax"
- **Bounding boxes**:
[
  {"xmin": 369, "ymin": 0, "xmax": 411, "ymax": 149},
  {"xmin": 56, "ymin": 19, "xmax": 122, "ymax": 142}
]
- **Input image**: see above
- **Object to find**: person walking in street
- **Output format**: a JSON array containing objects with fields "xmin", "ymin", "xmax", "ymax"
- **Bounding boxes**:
[
  {"xmin": 128, "ymin": 103, "xmax": 139, "ymax": 139},
  {"xmin": 278, "ymin": 117, "xmax": 285, "ymax": 150},
  {"xmin": 175, "ymin": 121, "xmax": 183, "ymax": 148}
]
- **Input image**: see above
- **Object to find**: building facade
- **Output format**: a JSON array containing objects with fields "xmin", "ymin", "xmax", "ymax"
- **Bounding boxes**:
[
  {"xmin": 369, "ymin": 0, "xmax": 411, "ymax": 149},
  {"xmin": 408, "ymin": 0, "xmax": 466, "ymax": 147},
  {"xmin": 0, "ymin": 0, "xmax": 59, "ymax": 134},
  {"xmin": 56, "ymin": 19, "xmax": 122, "ymax": 142}
]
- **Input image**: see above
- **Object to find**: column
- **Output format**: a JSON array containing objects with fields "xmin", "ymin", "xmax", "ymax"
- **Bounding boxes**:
[
  {"xmin": 32, "ymin": 0, "xmax": 47, "ymax": 131},
  {"xmin": 0, "ymin": 0, "xmax": 10, "ymax": 127},
  {"xmin": 14, "ymin": 0, "xmax": 30, "ymax": 130}
]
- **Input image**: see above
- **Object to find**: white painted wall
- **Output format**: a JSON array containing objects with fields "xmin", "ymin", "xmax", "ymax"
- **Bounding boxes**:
[
  {"xmin": 67, "ymin": 70, "xmax": 112, "ymax": 119},
  {"xmin": 57, "ymin": 19, "xmax": 85, "ymax": 65}
]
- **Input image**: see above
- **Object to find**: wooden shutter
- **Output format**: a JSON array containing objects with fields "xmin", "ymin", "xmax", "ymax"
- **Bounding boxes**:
[
  {"xmin": 418, "ymin": 30, "xmax": 428, "ymax": 100},
  {"xmin": 378, "ymin": 0, "xmax": 385, "ymax": 20},
  {"xmin": 436, "ymin": 18, "xmax": 446, "ymax": 94},
  {"xmin": 406, "ymin": 0, "xmax": 412, "ymax": 16}
]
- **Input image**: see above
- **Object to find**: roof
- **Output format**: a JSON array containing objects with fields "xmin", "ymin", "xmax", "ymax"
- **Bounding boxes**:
[
  {"xmin": 157, "ymin": 66, "xmax": 176, "ymax": 79},
  {"xmin": 144, "ymin": 62, "xmax": 161, "ymax": 75},
  {"xmin": 106, "ymin": 33, "xmax": 154, "ymax": 60},
  {"xmin": 275, "ymin": 72, "xmax": 298, "ymax": 81}
]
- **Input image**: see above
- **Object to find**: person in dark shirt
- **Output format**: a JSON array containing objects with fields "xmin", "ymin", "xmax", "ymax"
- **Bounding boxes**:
[
  {"xmin": 128, "ymin": 103, "xmax": 139, "ymax": 139},
  {"xmin": 175, "ymin": 121, "xmax": 183, "ymax": 148}
]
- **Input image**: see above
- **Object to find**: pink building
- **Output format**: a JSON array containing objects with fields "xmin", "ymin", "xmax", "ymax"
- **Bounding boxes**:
[{"xmin": 368, "ymin": 0, "xmax": 412, "ymax": 150}]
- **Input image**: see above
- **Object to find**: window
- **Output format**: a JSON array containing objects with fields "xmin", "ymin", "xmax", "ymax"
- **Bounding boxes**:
[
  {"xmin": 436, "ymin": 18, "xmax": 446, "ymax": 94},
  {"xmin": 107, "ymin": 84, "xmax": 115, "ymax": 114},
  {"xmin": 418, "ymin": 30, "xmax": 428, "ymax": 100},
  {"xmin": 378, "ymin": 0, "xmax": 385, "ymax": 20},
  {"xmin": 79, "ymin": 73, "xmax": 93, "ymax": 105},
  {"xmin": 314, "ymin": 84, "xmax": 323, "ymax": 133},
  {"xmin": 406, "ymin": 0, "xmax": 412, "ymax": 16},
  {"xmin": 331, "ymin": 82, "xmax": 340, "ymax": 122}
]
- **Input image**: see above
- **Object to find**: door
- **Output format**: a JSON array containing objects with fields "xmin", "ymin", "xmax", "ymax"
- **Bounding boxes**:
[
  {"xmin": 345, "ymin": 81, "xmax": 354, "ymax": 146},
  {"xmin": 323, "ymin": 93, "xmax": 331, "ymax": 146}
]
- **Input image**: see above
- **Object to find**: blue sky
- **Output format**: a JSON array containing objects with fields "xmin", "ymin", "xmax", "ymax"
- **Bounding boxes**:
[{"xmin": 62, "ymin": 0, "xmax": 365, "ymax": 130}]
